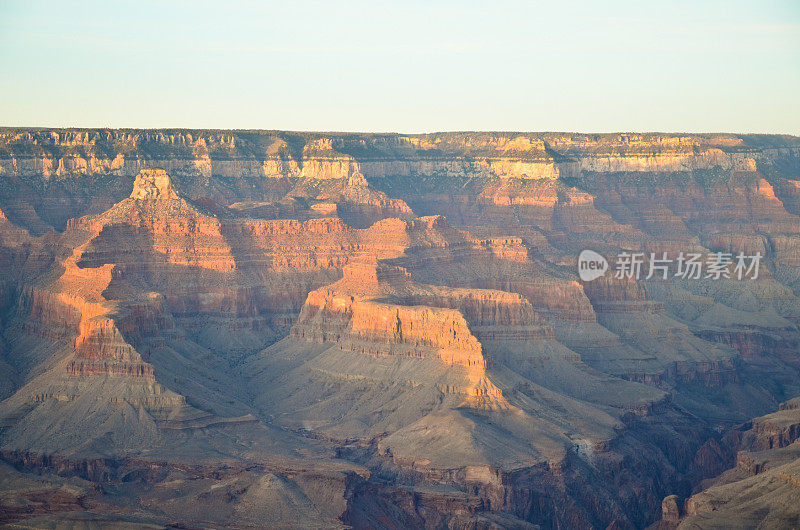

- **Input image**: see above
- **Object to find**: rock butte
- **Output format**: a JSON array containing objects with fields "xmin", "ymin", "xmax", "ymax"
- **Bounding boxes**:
[{"xmin": 0, "ymin": 129, "xmax": 799, "ymax": 528}]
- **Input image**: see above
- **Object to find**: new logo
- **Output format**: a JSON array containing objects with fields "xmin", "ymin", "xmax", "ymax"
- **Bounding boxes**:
[{"xmin": 577, "ymin": 250, "xmax": 608, "ymax": 281}]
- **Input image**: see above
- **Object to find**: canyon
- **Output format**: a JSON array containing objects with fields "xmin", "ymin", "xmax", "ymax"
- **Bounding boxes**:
[{"xmin": 0, "ymin": 128, "xmax": 799, "ymax": 528}]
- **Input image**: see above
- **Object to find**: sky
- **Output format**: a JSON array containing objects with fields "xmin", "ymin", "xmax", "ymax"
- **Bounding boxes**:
[{"xmin": 1, "ymin": 0, "xmax": 799, "ymax": 134}]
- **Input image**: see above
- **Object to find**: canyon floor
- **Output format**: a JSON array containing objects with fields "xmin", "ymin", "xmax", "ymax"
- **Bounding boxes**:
[{"xmin": 0, "ymin": 129, "xmax": 799, "ymax": 528}]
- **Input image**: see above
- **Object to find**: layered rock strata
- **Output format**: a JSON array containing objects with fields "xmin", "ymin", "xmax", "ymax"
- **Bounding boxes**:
[{"xmin": 0, "ymin": 130, "xmax": 799, "ymax": 528}]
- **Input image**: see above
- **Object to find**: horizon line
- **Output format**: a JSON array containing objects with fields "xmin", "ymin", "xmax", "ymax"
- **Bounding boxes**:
[{"xmin": 1, "ymin": 125, "xmax": 799, "ymax": 138}]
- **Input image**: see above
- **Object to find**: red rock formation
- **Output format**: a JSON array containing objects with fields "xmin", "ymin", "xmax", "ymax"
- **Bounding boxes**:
[
  {"xmin": 294, "ymin": 264, "xmax": 485, "ymax": 364},
  {"xmin": 287, "ymin": 261, "xmax": 560, "ymax": 405}
]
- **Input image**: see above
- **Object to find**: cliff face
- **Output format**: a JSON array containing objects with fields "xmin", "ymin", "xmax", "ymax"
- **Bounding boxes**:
[
  {"xmin": 1, "ymin": 129, "xmax": 797, "ymax": 231},
  {"xmin": 2, "ymin": 130, "xmax": 795, "ymax": 182},
  {"xmin": 0, "ymin": 129, "xmax": 799, "ymax": 528},
  {"xmin": 288, "ymin": 261, "xmax": 555, "ymax": 405},
  {"xmin": 656, "ymin": 396, "xmax": 800, "ymax": 529}
]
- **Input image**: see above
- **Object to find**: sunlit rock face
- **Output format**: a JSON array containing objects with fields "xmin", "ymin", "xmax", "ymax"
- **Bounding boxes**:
[
  {"xmin": 129, "ymin": 168, "xmax": 179, "ymax": 201},
  {"xmin": 0, "ymin": 129, "xmax": 799, "ymax": 528}
]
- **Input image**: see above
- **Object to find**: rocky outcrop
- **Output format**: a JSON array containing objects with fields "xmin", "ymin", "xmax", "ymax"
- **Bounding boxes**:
[
  {"xmin": 290, "ymin": 262, "xmax": 515, "ymax": 405},
  {"xmin": 293, "ymin": 260, "xmax": 555, "ymax": 355},
  {"xmin": 20, "ymin": 250, "xmax": 155, "ymax": 382},
  {"xmin": 659, "ymin": 397, "xmax": 800, "ymax": 529},
  {"xmin": 741, "ymin": 401, "xmax": 800, "ymax": 452}
]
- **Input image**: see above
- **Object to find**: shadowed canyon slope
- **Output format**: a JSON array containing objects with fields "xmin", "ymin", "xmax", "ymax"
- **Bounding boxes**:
[{"xmin": 0, "ymin": 129, "xmax": 799, "ymax": 528}]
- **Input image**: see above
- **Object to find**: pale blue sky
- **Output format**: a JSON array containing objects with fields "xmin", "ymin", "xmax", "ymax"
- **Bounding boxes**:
[{"xmin": 1, "ymin": 0, "xmax": 798, "ymax": 133}]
